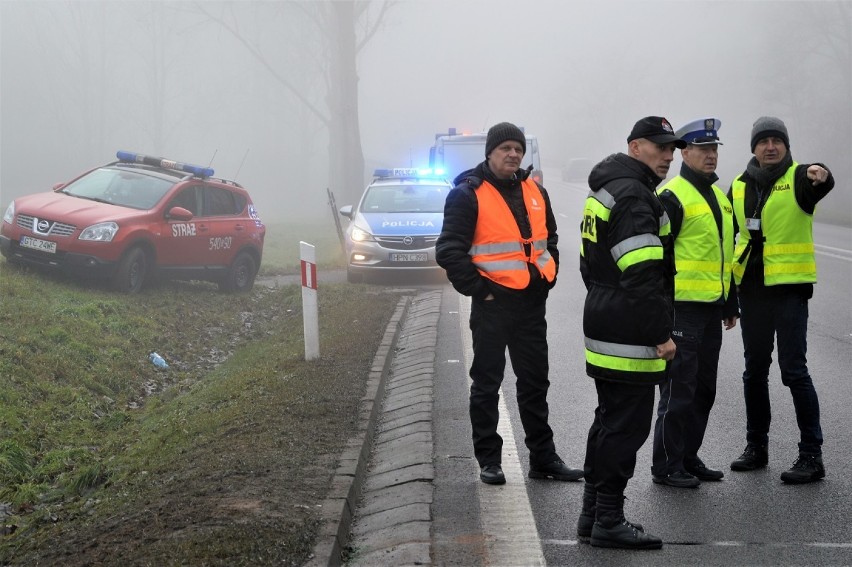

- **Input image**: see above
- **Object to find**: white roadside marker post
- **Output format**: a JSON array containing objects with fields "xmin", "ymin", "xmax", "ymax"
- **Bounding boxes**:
[{"xmin": 300, "ymin": 241, "xmax": 319, "ymax": 360}]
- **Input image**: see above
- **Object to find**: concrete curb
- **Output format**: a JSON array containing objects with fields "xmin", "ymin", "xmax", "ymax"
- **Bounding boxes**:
[{"xmin": 307, "ymin": 296, "xmax": 412, "ymax": 567}]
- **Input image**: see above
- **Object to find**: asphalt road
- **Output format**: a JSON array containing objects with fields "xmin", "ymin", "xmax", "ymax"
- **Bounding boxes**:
[{"xmin": 430, "ymin": 171, "xmax": 852, "ymax": 565}]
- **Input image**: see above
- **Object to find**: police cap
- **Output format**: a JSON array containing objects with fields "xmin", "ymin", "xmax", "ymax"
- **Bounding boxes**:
[{"xmin": 676, "ymin": 118, "xmax": 723, "ymax": 146}]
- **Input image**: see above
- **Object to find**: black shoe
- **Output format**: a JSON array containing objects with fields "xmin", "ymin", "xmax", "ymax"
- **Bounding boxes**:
[
  {"xmin": 480, "ymin": 464, "xmax": 505, "ymax": 485},
  {"xmin": 730, "ymin": 444, "xmax": 768, "ymax": 471},
  {"xmin": 780, "ymin": 454, "xmax": 825, "ymax": 484},
  {"xmin": 578, "ymin": 514, "xmax": 643, "ymax": 541},
  {"xmin": 652, "ymin": 470, "xmax": 700, "ymax": 488},
  {"xmin": 590, "ymin": 519, "xmax": 662, "ymax": 550},
  {"xmin": 685, "ymin": 459, "xmax": 725, "ymax": 481},
  {"xmin": 529, "ymin": 459, "xmax": 583, "ymax": 481}
]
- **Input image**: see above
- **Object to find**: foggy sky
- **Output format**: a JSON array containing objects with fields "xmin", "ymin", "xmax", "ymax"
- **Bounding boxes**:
[{"xmin": 1, "ymin": 0, "xmax": 850, "ymax": 224}]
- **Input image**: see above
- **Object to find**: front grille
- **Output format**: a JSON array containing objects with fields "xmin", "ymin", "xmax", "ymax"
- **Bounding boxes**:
[
  {"xmin": 16, "ymin": 214, "xmax": 76, "ymax": 237},
  {"xmin": 375, "ymin": 235, "xmax": 438, "ymax": 251}
]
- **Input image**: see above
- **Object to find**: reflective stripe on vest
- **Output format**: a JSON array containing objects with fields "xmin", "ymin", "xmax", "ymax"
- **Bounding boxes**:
[
  {"xmin": 659, "ymin": 176, "xmax": 734, "ymax": 302},
  {"xmin": 731, "ymin": 162, "xmax": 816, "ymax": 285},
  {"xmin": 584, "ymin": 337, "xmax": 666, "ymax": 374},
  {"xmin": 469, "ymin": 178, "xmax": 556, "ymax": 288}
]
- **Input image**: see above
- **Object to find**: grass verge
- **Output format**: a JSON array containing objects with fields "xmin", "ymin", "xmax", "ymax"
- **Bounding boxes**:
[{"xmin": 0, "ymin": 262, "xmax": 403, "ymax": 566}]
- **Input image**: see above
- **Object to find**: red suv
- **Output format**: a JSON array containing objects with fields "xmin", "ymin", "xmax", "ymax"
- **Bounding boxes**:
[{"xmin": 1, "ymin": 151, "xmax": 265, "ymax": 293}]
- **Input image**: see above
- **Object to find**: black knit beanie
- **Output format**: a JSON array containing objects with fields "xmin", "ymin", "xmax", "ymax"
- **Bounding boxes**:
[
  {"xmin": 751, "ymin": 116, "xmax": 790, "ymax": 151},
  {"xmin": 485, "ymin": 122, "xmax": 526, "ymax": 157}
]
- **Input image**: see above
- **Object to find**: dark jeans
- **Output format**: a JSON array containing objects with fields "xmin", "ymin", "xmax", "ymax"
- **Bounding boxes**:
[
  {"xmin": 468, "ymin": 297, "xmax": 557, "ymax": 467},
  {"xmin": 584, "ymin": 379, "xmax": 655, "ymax": 496},
  {"xmin": 652, "ymin": 303, "xmax": 722, "ymax": 476},
  {"xmin": 739, "ymin": 285, "xmax": 823, "ymax": 455}
]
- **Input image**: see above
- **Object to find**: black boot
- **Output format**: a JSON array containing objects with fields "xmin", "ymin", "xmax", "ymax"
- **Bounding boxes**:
[
  {"xmin": 730, "ymin": 444, "xmax": 768, "ymax": 471},
  {"xmin": 590, "ymin": 493, "xmax": 661, "ymax": 550},
  {"xmin": 576, "ymin": 483, "xmax": 596, "ymax": 540}
]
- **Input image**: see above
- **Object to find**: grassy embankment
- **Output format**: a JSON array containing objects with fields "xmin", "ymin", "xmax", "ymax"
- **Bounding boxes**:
[{"xmin": 0, "ymin": 220, "xmax": 404, "ymax": 565}]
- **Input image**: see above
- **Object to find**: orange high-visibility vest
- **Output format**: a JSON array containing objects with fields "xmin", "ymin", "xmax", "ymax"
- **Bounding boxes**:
[{"xmin": 468, "ymin": 178, "xmax": 556, "ymax": 289}]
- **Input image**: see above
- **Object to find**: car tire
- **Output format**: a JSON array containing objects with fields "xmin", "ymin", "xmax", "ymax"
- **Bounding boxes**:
[
  {"xmin": 112, "ymin": 246, "xmax": 147, "ymax": 294},
  {"xmin": 220, "ymin": 251, "xmax": 257, "ymax": 293}
]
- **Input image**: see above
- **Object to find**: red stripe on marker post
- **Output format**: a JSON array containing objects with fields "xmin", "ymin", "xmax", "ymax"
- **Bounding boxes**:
[{"xmin": 301, "ymin": 259, "xmax": 317, "ymax": 290}]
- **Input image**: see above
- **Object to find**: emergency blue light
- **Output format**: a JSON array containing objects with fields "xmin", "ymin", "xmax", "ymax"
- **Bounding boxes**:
[
  {"xmin": 116, "ymin": 151, "xmax": 214, "ymax": 178},
  {"xmin": 373, "ymin": 167, "xmax": 448, "ymax": 180}
]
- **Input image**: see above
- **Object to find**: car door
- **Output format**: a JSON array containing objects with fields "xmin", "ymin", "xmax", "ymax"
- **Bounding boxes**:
[
  {"xmin": 197, "ymin": 185, "xmax": 246, "ymax": 267},
  {"xmin": 158, "ymin": 185, "xmax": 211, "ymax": 267}
]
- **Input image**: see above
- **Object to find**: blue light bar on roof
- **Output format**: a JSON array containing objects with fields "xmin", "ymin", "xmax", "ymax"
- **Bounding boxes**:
[
  {"xmin": 373, "ymin": 167, "xmax": 447, "ymax": 179},
  {"xmin": 116, "ymin": 151, "xmax": 214, "ymax": 177}
]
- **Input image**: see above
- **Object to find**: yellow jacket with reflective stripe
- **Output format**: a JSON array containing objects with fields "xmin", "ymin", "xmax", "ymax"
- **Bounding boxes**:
[
  {"xmin": 469, "ymin": 178, "xmax": 556, "ymax": 289},
  {"xmin": 731, "ymin": 162, "xmax": 816, "ymax": 285},
  {"xmin": 659, "ymin": 176, "xmax": 734, "ymax": 302}
]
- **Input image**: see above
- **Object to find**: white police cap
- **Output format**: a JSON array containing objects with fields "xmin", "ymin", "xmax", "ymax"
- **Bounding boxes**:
[{"xmin": 675, "ymin": 118, "xmax": 723, "ymax": 146}]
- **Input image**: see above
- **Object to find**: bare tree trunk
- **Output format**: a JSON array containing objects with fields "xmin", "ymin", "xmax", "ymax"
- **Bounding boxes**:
[{"xmin": 327, "ymin": 2, "xmax": 365, "ymax": 206}]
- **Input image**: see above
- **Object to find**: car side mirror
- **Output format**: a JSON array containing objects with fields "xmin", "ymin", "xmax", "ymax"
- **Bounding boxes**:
[
  {"xmin": 52, "ymin": 182, "xmax": 66, "ymax": 191},
  {"xmin": 339, "ymin": 205, "xmax": 353, "ymax": 220},
  {"xmin": 167, "ymin": 206, "xmax": 193, "ymax": 221}
]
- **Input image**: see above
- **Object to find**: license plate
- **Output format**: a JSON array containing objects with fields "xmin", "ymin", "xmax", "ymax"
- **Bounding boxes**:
[
  {"xmin": 20, "ymin": 235, "xmax": 57, "ymax": 254},
  {"xmin": 390, "ymin": 253, "xmax": 427, "ymax": 262}
]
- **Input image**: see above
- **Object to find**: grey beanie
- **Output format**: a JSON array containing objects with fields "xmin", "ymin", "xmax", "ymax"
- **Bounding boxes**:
[
  {"xmin": 485, "ymin": 122, "xmax": 526, "ymax": 157},
  {"xmin": 751, "ymin": 116, "xmax": 789, "ymax": 151}
]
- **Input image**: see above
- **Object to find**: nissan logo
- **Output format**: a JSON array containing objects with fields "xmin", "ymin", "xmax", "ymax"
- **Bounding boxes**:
[
  {"xmin": 36, "ymin": 218, "xmax": 51, "ymax": 233},
  {"xmin": 403, "ymin": 236, "xmax": 413, "ymax": 246}
]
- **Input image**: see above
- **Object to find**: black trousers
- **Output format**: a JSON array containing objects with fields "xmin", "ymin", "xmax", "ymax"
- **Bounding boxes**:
[
  {"xmin": 584, "ymin": 379, "xmax": 655, "ymax": 496},
  {"xmin": 468, "ymin": 297, "xmax": 557, "ymax": 467},
  {"xmin": 652, "ymin": 302, "xmax": 722, "ymax": 476}
]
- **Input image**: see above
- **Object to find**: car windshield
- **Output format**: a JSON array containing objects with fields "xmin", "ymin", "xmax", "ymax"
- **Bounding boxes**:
[
  {"xmin": 360, "ymin": 184, "xmax": 449, "ymax": 213},
  {"xmin": 61, "ymin": 168, "xmax": 176, "ymax": 210}
]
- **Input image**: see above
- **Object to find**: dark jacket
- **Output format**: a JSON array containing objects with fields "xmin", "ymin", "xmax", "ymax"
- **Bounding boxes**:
[
  {"xmin": 436, "ymin": 161, "xmax": 558, "ymax": 306},
  {"xmin": 580, "ymin": 153, "xmax": 674, "ymax": 379}
]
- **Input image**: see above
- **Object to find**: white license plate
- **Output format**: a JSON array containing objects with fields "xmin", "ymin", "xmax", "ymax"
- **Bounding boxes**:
[
  {"xmin": 390, "ymin": 253, "xmax": 427, "ymax": 262},
  {"xmin": 20, "ymin": 235, "xmax": 57, "ymax": 254}
]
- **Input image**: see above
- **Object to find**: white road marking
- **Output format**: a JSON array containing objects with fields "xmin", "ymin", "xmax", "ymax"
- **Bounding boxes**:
[{"xmin": 459, "ymin": 295, "xmax": 546, "ymax": 566}]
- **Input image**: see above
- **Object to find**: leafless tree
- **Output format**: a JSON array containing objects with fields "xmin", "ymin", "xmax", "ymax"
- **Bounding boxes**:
[{"xmin": 197, "ymin": 1, "xmax": 397, "ymax": 204}]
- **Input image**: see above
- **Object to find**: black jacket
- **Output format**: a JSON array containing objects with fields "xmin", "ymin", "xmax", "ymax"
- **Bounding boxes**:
[
  {"xmin": 581, "ymin": 153, "xmax": 674, "ymax": 360},
  {"xmin": 435, "ymin": 161, "xmax": 558, "ymax": 306}
]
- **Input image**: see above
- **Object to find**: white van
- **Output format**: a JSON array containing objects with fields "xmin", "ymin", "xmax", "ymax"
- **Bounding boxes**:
[{"xmin": 429, "ymin": 128, "xmax": 543, "ymax": 185}]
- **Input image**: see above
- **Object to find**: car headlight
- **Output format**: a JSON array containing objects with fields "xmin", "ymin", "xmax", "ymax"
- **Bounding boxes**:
[
  {"xmin": 351, "ymin": 226, "xmax": 375, "ymax": 242},
  {"xmin": 79, "ymin": 222, "xmax": 119, "ymax": 242},
  {"xmin": 2, "ymin": 201, "xmax": 13, "ymax": 224}
]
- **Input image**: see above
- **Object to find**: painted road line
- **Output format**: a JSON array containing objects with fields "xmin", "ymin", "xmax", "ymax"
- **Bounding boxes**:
[{"xmin": 459, "ymin": 296, "xmax": 546, "ymax": 566}]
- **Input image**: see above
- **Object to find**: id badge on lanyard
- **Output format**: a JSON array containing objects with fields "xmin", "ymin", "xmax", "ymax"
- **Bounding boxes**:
[{"xmin": 746, "ymin": 218, "xmax": 761, "ymax": 231}]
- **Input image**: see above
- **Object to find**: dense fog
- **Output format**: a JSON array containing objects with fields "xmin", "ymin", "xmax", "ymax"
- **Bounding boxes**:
[{"xmin": 1, "ymin": 0, "xmax": 850, "ymax": 225}]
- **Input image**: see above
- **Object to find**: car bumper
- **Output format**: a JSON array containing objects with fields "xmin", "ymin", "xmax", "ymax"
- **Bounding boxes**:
[{"xmin": 1, "ymin": 234, "xmax": 116, "ymax": 277}]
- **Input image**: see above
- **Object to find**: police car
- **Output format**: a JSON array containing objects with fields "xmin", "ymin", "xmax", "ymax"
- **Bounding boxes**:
[
  {"xmin": 338, "ymin": 168, "xmax": 451, "ymax": 283},
  {"xmin": 1, "ymin": 151, "xmax": 265, "ymax": 293}
]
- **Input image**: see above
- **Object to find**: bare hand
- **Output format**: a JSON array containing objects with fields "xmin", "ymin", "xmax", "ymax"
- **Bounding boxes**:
[
  {"xmin": 807, "ymin": 165, "xmax": 828, "ymax": 185},
  {"xmin": 723, "ymin": 316, "xmax": 738, "ymax": 330},
  {"xmin": 656, "ymin": 338, "xmax": 676, "ymax": 361}
]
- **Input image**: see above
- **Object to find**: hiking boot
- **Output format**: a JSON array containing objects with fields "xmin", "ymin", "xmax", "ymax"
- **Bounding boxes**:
[
  {"xmin": 652, "ymin": 470, "xmax": 700, "ymax": 488},
  {"xmin": 529, "ymin": 459, "xmax": 583, "ymax": 481},
  {"xmin": 685, "ymin": 458, "xmax": 724, "ymax": 481},
  {"xmin": 590, "ymin": 519, "xmax": 662, "ymax": 550},
  {"xmin": 730, "ymin": 444, "xmax": 768, "ymax": 471},
  {"xmin": 780, "ymin": 454, "xmax": 825, "ymax": 484},
  {"xmin": 480, "ymin": 464, "xmax": 505, "ymax": 485}
]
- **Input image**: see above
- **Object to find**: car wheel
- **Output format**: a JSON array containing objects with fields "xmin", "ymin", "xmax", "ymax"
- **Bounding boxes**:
[
  {"xmin": 112, "ymin": 246, "xmax": 147, "ymax": 294},
  {"xmin": 220, "ymin": 251, "xmax": 257, "ymax": 293}
]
